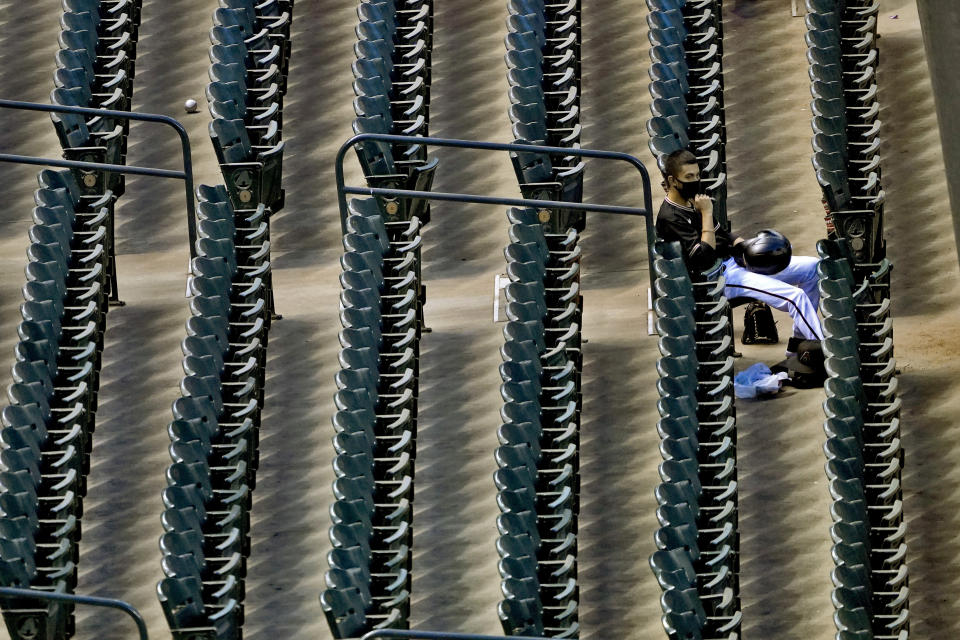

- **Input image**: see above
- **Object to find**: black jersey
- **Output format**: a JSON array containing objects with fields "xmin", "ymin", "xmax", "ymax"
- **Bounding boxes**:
[{"xmin": 655, "ymin": 197, "xmax": 736, "ymax": 272}]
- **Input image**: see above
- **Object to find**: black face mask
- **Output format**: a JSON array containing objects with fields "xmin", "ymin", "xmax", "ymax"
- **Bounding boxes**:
[{"xmin": 673, "ymin": 178, "xmax": 701, "ymax": 201}]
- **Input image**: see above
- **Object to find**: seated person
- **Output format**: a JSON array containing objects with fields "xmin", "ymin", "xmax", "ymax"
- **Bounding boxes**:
[{"xmin": 654, "ymin": 148, "xmax": 823, "ymax": 355}]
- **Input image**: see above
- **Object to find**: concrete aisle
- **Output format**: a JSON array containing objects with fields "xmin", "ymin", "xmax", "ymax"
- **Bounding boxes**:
[
  {"xmin": 578, "ymin": 1, "xmax": 664, "ymax": 637},
  {"xmin": 722, "ymin": 3, "xmax": 836, "ymax": 638},
  {"xmin": 0, "ymin": 1, "xmax": 956, "ymax": 640}
]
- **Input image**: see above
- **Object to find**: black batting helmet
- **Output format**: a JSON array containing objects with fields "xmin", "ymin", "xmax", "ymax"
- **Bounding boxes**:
[{"xmin": 735, "ymin": 229, "xmax": 792, "ymax": 275}]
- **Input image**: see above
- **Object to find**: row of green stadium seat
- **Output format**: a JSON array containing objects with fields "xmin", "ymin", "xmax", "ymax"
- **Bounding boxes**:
[
  {"xmin": 157, "ymin": 3, "xmax": 294, "ymax": 638},
  {"xmin": 158, "ymin": 183, "xmax": 276, "ymax": 640},
  {"xmin": 322, "ymin": 1, "xmax": 436, "ymax": 636},
  {"xmin": 497, "ymin": 206, "xmax": 583, "ymax": 639},
  {"xmin": 51, "ymin": 0, "xmax": 141, "ymax": 199},
  {"xmin": 506, "ymin": 0, "xmax": 585, "ymax": 236},
  {"xmin": 646, "ymin": 0, "xmax": 729, "ymax": 229},
  {"xmin": 817, "ymin": 238, "xmax": 908, "ymax": 639},
  {"xmin": 499, "ymin": 1, "xmax": 584, "ymax": 635},
  {"xmin": 0, "ymin": 1, "xmax": 146, "ymax": 636},
  {"xmin": 807, "ymin": 0, "xmax": 886, "ymax": 264},
  {"xmin": 207, "ymin": 0, "xmax": 294, "ymax": 213},
  {"xmin": 0, "ymin": 169, "xmax": 118, "ymax": 640},
  {"xmin": 323, "ymin": 199, "xmax": 426, "ymax": 636},
  {"xmin": 651, "ymin": 240, "xmax": 741, "ymax": 640}
]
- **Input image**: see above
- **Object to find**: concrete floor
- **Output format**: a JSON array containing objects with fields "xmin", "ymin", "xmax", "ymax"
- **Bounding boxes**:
[{"xmin": 0, "ymin": 0, "xmax": 956, "ymax": 639}]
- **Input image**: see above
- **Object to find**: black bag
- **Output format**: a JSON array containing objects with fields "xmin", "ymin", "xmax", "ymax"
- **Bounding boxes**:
[{"xmin": 741, "ymin": 301, "xmax": 778, "ymax": 345}]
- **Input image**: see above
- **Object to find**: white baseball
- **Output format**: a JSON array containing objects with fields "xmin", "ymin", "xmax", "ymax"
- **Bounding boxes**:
[{"xmin": 184, "ymin": 99, "xmax": 199, "ymax": 113}]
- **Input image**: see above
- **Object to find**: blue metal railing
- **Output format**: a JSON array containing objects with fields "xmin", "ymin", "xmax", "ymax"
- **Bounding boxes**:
[
  {"xmin": 363, "ymin": 629, "xmax": 565, "ymax": 640},
  {"xmin": 334, "ymin": 133, "xmax": 657, "ymax": 278},
  {"xmin": 0, "ymin": 587, "xmax": 148, "ymax": 640},
  {"xmin": 0, "ymin": 98, "xmax": 198, "ymax": 259}
]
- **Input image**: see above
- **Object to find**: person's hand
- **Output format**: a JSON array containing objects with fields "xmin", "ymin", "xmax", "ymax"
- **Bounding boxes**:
[{"xmin": 694, "ymin": 194, "xmax": 713, "ymax": 217}]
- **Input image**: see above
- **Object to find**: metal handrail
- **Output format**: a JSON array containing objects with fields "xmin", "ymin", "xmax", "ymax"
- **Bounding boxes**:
[
  {"xmin": 0, "ymin": 98, "xmax": 198, "ymax": 259},
  {"xmin": 362, "ymin": 629, "xmax": 560, "ymax": 640},
  {"xmin": 0, "ymin": 586, "xmax": 148, "ymax": 640},
  {"xmin": 334, "ymin": 133, "xmax": 657, "ymax": 278}
]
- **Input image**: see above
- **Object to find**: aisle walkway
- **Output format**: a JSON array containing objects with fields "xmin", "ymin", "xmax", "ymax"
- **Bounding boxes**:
[{"xmin": 722, "ymin": 4, "xmax": 835, "ymax": 639}]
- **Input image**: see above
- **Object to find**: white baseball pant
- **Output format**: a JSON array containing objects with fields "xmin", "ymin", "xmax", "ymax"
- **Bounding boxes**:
[{"xmin": 722, "ymin": 255, "xmax": 824, "ymax": 341}]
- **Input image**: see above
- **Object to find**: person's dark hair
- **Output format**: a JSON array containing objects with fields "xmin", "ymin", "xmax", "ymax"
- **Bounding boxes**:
[{"xmin": 662, "ymin": 148, "xmax": 699, "ymax": 181}]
